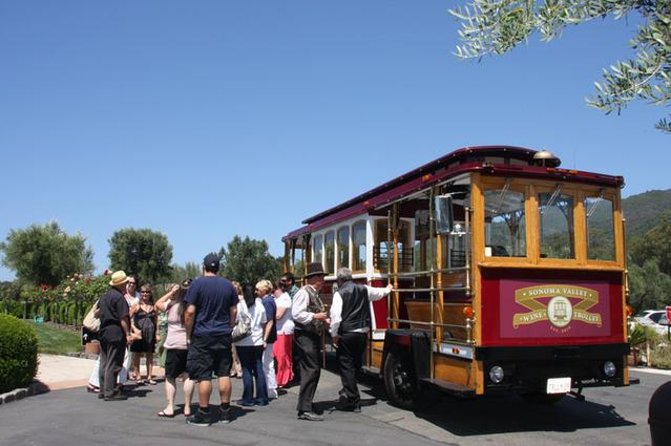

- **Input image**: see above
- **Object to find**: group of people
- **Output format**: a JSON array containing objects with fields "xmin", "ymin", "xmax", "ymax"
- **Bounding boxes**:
[{"xmin": 92, "ymin": 252, "xmax": 392, "ymax": 427}]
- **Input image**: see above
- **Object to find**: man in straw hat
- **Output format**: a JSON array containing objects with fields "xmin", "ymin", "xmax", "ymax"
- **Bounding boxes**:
[
  {"xmin": 291, "ymin": 262, "xmax": 330, "ymax": 421},
  {"xmin": 98, "ymin": 270, "xmax": 134, "ymax": 401}
]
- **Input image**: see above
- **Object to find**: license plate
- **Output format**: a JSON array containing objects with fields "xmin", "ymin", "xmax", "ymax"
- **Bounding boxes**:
[{"xmin": 546, "ymin": 377, "xmax": 571, "ymax": 394}]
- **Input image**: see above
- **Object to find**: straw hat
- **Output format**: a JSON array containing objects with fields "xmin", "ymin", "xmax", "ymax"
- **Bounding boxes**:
[{"xmin": 109, "ymin": 270, "xmax": 129, "ymax": 287}]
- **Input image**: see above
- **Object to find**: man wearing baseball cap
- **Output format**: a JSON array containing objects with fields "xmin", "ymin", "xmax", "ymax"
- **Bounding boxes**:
[{"xmin": 184, "ymin": 253, "xmax": 238, "ymax": 426}]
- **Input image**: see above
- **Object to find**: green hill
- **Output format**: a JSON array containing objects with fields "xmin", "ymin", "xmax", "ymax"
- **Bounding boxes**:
[{"xmin": 623, "ymin": 189, "xmax": 671, "ymax": 239}]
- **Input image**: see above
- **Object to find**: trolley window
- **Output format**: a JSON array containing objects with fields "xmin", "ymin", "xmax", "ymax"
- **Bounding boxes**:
[
  {"xmin": 484, "ymin": 188, "xmax": 526, "ymax": 257},
  {"xmin": 585, "ymin": 195, "xmax": 615, "ymax": 261},
  {"xmin": 337, "ymin": 226, "xmax": 350, "ymax": 269},
  {"xmin": 352, "ymin": 220, "xmax": 366, "ymax": 273},
  {"xmin": 325, "ymin": 231, "xmax": 335, "ymax": 274},
  {"xmin": 538, "ymin": 188, "xmax": 575, "ymax": 259},
  {"xmin": 313, "ymin": 234, "xmax": 323, "ymax": 268}
]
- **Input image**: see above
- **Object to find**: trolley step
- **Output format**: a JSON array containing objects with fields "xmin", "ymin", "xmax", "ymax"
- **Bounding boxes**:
[
  {"xmin": 421, "ymin": 378, "xmax": 476, "ymax": 398},
  {"xmin": 361, "ymin": 366, "xmax": 381, "ymax": 376}
]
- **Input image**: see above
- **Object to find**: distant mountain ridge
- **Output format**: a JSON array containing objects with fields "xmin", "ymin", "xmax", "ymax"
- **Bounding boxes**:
[{"xmin": 623, "ymin": 189, "xmax": 671, "ymax": 240}]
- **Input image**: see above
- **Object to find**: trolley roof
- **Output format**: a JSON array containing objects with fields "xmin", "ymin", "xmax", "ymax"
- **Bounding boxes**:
[{"xmin": 282, "ymin": 145, "xmax": 624, "ymax": 241}]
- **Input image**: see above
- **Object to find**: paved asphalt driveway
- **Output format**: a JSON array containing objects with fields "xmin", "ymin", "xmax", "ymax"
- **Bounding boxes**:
[
  {"xmin": 0, "ymin": 362, "xmax": 445, "ymax": 446},
  {"xmin": 0, "ymin": 354, "xmax": 666, "ymax": 446}
]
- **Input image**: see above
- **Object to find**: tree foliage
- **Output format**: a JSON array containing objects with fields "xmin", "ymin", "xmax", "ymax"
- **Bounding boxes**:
[
  {"xmin": 169, "ymin": 261, "xmax": 201, "ymax": 284},
  {"xmin": 0, "ymin": 222, "xmax": 93, "ymax": 286},
  {"xmin": 630, "ymin": 213, "xmax": 671, "ymax": 276},
  {"xmin": 451, "ymin": 0, "xmax": 671, "ymax": 133},
  {"xmin": 219, "ymin": 235, "xmax": 281, "ymax": 285},
  {"xmin": 108, "ymin": 228, "xmax": 173, "ymax": 284},
  {"xmin": 628, "ymin": 260, "xmax": 671, "ymax": 312}
]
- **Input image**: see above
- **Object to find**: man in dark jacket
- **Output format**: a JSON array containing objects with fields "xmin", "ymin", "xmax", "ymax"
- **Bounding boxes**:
[
  {"xmin": 291, "ymin": 262, "xmax": 329, "ymax": 421},
  {"xmin": 98, "ymin": 270, "xmax": 133, "ymax": 401},
  {"xmin": 329, "ymin": 267, "xmax": 392, "ymax": 412}
]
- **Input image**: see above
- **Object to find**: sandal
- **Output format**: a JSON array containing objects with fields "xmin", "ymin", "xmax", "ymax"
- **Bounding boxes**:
[{"xmin": 157, "ymin": 410, "xmax": 175, "ymax": 418}]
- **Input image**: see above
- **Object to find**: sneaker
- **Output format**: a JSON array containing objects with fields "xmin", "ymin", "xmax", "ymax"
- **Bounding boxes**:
[
  {"xmin": 186, "ymin": 410, "xmax": 211, "ymax": 427},
  {"xmin": 219, "ymin": 407, "xmax": 233, "ymax": 424},
  {"xmin": 86, "ymin": 384, "xmax": 99, "ymax": 393},
  {"xmin": 297, "ymin": 411, "xmax": 324, "ymax": 421}
]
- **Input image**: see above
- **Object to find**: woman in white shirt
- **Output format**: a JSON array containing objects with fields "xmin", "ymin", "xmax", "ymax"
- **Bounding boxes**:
[{"xmin": 234, "ymin": 283, "xmax": 268, "ymax": 406}]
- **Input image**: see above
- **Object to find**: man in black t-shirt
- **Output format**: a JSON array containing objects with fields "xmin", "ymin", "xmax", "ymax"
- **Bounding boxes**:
[{"xmin": 98, "ymin": 271, "xmax": 133, "ymax": 401}]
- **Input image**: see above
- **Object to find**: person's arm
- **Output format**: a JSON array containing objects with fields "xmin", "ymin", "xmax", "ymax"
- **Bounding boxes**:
[
  {"xmin": 129, "ymin": 302, "xmax": 141, "ymax": 330},
  {"xmin": 121, "ymin": 316, "xmax": 132, "ymax": 344},
  {"xmin": 117, "ymin": 296, "xmax": 132, "ymax": 344},
  {"xmin": 125, "ymin": 295, "xmax": 139, "ymax": 319},
  {"xmin": 230, "ymin": 302, "xmax": 238, "ymax": 328},
  {"xmin": 155, "ymin": 284, "xmax": 180, "ymax": 312},
  {"xmin": 263, "ymin": 315, "xmax": 274, "ymax": 347},
  {"xmin": 184, "ymin": 303, "xmax": 196, "ymax": 343},
  {"xmin": 291, "ymin": 289, "xmax": 312, "ymax": 325},
  {"xmin": 276, "ymin": 303, "xmax": 287, "ymax": 320},
  {"xmin": 329, "ymin": 292, "xmax": 343, "ymax": 343},
  {"xmin": 366, "ymin": 283, "xmax": 393, "ymax": 302},
  {"xmin": 260, "ymin": 306, "xmax": 272, "ymax": 347},
  {"xmin": 153, "ymin": 308, "xmax": 159, "ymax": 342}
]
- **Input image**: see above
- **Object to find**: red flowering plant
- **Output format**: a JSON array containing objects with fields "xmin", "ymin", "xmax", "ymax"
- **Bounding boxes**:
[{"xmin": 14, "ymin": 272, "xmax": 112, "ymax": 323}]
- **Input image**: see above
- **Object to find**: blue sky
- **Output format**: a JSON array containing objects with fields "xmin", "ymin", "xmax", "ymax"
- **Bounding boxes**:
[{"xmin": 0, "ymin": 1, "xmax": 668, "ymax": 281}]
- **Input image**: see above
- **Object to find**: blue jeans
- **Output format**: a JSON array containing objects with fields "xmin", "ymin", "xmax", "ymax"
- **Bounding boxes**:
[{"xmin": 236, "ymin": 345, "xmax": 267, "ymax": 405}]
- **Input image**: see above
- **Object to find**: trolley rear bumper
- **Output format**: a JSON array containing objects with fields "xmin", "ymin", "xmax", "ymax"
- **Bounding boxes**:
[{"xmin": 475, "ymin": 343, "xmax": 633, "ymax": 394}]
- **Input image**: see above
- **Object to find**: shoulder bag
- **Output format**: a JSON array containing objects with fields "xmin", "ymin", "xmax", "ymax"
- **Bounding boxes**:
[{"xmin": 82, "ymin": 300, "xmax": 101, "ymax": 332}]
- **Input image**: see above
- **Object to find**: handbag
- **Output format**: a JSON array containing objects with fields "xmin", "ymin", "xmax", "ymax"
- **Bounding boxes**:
[
  {"xmin": 232, "ymin": 304, "xmax": 252, "ymax": 342},
  {"xmin": 82, "ymin": 300, "xmax": 101, "ymax": 332}
]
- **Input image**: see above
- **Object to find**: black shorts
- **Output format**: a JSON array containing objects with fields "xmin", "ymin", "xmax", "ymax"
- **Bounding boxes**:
[
  {"xmin": 130, "ymin": 338, "xmax": 156, "ymax": 353},
  {"xmin": 186, "ymin": 334, "xmax": 232, "ymax": 381},
  {"xmin": 165, "ymin": 349, "xmax": 188, "ymax": 379}
]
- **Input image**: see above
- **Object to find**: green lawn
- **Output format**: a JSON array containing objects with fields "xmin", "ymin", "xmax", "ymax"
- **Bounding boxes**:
[{"xmin": 26, "ymin": 321, "xmax": 83, "ymax": 355}]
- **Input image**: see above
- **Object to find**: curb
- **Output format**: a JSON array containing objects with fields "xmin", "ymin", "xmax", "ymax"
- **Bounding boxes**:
[{"xmin": 0, "ymin": 380, "xmax": 50, "ymax": 406}]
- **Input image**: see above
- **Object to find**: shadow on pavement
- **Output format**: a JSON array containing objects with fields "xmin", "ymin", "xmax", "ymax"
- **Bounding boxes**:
[{"xmin": 323, "ymin": 353, "xmax": 635, "ymax": 437}]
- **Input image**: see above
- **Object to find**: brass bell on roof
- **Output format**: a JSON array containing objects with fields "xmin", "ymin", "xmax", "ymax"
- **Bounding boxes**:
[{"xmin": 532, "ymin": 149, "xmax": 561, "ymax": 167}]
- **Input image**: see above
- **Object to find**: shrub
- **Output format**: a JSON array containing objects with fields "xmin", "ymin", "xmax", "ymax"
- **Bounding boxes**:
[
  {"xmin": 0, "ymin": 314, "xmax": 38, "ymax": 393},
  {"xmin": 629, "ymin": 322, "xmax": 661, "ymax": 347},
  {"xmin": 651, "ymin": 343, "xmax": 671, "ymax": 369}
]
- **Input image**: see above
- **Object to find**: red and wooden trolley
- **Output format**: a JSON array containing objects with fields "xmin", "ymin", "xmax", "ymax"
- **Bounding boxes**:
[{"xmin": 282, "ymin": 145, "xmax": 634, "ymax": 408}]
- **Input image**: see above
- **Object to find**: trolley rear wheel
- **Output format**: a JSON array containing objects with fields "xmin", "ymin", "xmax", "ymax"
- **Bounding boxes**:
[{"xmin": 383, "ymin": 349, "xmax": 418, "ymax": 410}]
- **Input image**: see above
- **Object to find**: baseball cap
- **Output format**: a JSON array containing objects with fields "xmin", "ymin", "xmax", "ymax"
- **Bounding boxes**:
[{"xmin": 203, "ymin": 253, "xmax": 220, "ymax": 270}]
